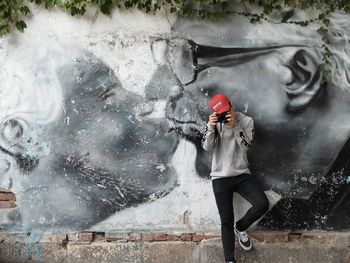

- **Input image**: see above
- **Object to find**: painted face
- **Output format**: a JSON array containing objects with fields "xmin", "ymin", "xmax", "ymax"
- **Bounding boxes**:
[
  {"xmin": 163, "ymin": 16, "xmax": 350, "ymax": 199},
  {"xmin": 0, "ymin": 49, "xmax": 178, "ymax": 229}
]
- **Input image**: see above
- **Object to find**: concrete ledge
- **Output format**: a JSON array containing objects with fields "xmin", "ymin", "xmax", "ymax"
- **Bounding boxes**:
[{"xmin": 0, "ymin": 231, "xmax": 349, "ymax": 263}]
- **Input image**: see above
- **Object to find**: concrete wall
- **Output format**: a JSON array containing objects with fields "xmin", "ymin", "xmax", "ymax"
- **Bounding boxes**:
[{"xmin": 0, "ymin": 3, "xmax": 349, "ymax": 233}]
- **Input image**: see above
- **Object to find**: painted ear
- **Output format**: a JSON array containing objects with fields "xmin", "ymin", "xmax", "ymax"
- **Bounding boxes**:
[{"xmin": 285, "ymin": 49, "xmax": 323, "ymax": 112}]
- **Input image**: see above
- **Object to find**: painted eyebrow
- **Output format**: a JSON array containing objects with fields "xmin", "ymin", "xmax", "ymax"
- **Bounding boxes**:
[
  {"xmin": 185, "ymin": 40, "xmax": 311, "ymax": 84},
  {"xmin": 190, "ymin": 39, "xmax": 310, "ymax": 58}
]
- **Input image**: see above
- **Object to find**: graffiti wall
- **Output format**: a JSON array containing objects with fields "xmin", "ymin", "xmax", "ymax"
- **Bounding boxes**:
[{"xmin": 0, "ymin": 4, "xmax": 349, "ymax": 232}]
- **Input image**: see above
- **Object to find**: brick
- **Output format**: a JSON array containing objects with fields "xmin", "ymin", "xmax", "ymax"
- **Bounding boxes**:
[
  {"xmin": 67, "ymin": 233, "xmax": 79, "ymax": 241},
  {"xmin": 153, "ymin": 233, "xmax": 167, "ymax": 241},
  {"xmin": 128, "ymin": 233, "xmax": 142, "ymax": 241},
  {"xmin": 142, "ymin": 233, "xmax": 155, "ymax": 241},
  {"xmin": 42, "ymin": 234, "xmax": 68, "ymax": 244},
  {"xmin": 264, "ymin": 234, "xmax": 276, "ymax": 243},
  {"xmin": 0, "ymin": 193, "xmax": 16, "ymax": 201},
  {"xmin": 79, "ymin": 232, "xmax": 93, "ymax": 242},
  {"xmin": 180, "ymin": 234, "xmax": 192, "ymax": 242},
  {"xmin": 275, "ymin": 233, "xmax": 289, "ymax": 242},
  {"xmin": 251, "ymin": 233, "xmax": 265, "ymax": 243},
  {"xmin": 203, "ymin": 232, "xmax": 220, "ymax": 240},
  {"xmin": 0, "ymin": 200, "xmax": 16, "ymax": 209},
  {"xmin": 302, "ymin": 234, "xmax": 334, "ymax": 244},
  {"xmin": 94, "ymin": 232, "xmax": 105, "ymax": 242},
  {"xmin": 104, "ymin": 236, "xmax": 128, "ymax": 243},
  {"xmin": 288, "ymin": 233, "xmax": 302, "ymax": 242},
  {"xmin": 203, "ymin": 234, "xmax": 220, "ymax": 240},
  {"xmin": 105, "ymin": 232, "xmax": 129, "ymax": 241},
  {"xmin": 167, "ymin": 235, "xmax": 180, "ymax": 241},
  {"xmin": 193, "ymin": 233, "xmax": 205, "ymax": 242}
]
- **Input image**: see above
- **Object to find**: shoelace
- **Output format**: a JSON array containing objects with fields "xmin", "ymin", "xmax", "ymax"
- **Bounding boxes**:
[{"xmin": 237, "ymin": 230, "xmax": 249, "ymax": 242}]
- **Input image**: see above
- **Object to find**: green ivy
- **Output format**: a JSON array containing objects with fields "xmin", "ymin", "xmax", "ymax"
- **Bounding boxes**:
[{"xmin": 1, "ymin": 0, "xmax": 350, "ymax": 75}]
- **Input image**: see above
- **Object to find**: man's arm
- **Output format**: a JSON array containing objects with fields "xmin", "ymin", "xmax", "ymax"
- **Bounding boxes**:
[
  {"xmin": 202, "ymin": 112, "xmax": 218, "ymax": 151},
  {"xmin": 201, "ymin": 124, "xmax": 217, "ymax": 152},
  {"xmin": 234, "ymin": 118, "xmax": 254, "ymax": 149}
]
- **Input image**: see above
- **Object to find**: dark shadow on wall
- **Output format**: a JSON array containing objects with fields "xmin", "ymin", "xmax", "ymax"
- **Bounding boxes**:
[{"xmin": 259, "ymin": 136, "xmax": 350, "ymax": 230}]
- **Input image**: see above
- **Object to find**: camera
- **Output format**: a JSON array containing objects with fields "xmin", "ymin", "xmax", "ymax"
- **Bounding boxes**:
[{"xmin": 217, "ymin": 112, "xmax": 229, "ymax": 123}]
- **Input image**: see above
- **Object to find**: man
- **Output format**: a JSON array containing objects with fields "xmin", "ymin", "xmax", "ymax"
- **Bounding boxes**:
[{"xmin": 202, "ymin": 93, "xmax": 269, "ymax": 263}]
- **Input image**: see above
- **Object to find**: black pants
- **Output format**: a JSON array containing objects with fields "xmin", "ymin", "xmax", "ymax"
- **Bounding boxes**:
[{"xmin": 212, "ymin": 173, "xmax": 269, "ymax": 262}]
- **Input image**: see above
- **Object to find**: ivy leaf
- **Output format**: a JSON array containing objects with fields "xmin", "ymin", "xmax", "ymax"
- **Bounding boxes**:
[
  {"xmin": 20, "ymin": 6, "xmax": 30, "ymax": 16},
  {"xmin": 3, "ymin": 8, "xmax": 12, "ymax": 19},
  {"xmin": 0, "ymin": 25, "xmax": 10, "ymax": 36},
  {"xmin": 29, "ymin": 0, "xmax": 42, "ymax": 4},
  {"xmin": 70, "ymin": 6, "xmax": 78, "ymax": 16},
  {"xmin": 318, "ymin": 13, "xmax": 326, "ymax": 20},
  {"xmin": 101, "ymin": 0, "xmax": 112, "ymax": 15},
  {"xmin": 221, "ymin": 1, "xmax": 228, "ymax": 9},
  {"xmin": 15, "ymin": 20, "xmax": 27, "ymax": 32},
  {"xmin": 281, "ymin": 9, "xmax": 294, "ymax": 23},
  {"xmin": 344, "ymin": 4, "xmax": 350, "ymax": 13},
  {"xmin": 124, "ymin": 1, "xmax": 133, "ymax": 8},
  {"xmin": 263, "ymin": 5, "xmax": 273, "ymax": 15},
  {"xmin": 322, "ymin": 18, "xmax": 330, "ymax": 27}
]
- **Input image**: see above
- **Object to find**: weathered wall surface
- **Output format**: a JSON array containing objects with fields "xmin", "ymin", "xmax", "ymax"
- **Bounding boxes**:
[
  {"xmin": 0, "ymin": 3, "xmax": 349, "ymax": 233},
  {"xmin": 1, "ymin": 231, "xmax": 350, "ymax": 263}
]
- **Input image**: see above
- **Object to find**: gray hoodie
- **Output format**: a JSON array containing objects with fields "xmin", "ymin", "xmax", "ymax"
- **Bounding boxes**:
[{"xmin": 201, "ymin": 112, "xmax": 254, "ymax": 180}]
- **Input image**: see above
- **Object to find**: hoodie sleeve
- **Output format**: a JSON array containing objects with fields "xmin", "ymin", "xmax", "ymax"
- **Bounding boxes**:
[
  {"xmin": 201, "ymin": 123, "xmax": 217, "ymax": 152},
  {"xmin": 233, "ymin": 118, "xmax": 254, "ymax": 149}
]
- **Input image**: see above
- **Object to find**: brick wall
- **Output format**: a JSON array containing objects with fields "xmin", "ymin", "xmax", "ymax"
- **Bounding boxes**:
[
  {"xmin": 1, "ymin": 230, "xmax": 349, "ymax": 263},
  {"xmin": 0, "ymin": 188, "xmax": 16, "ymax": 209}
]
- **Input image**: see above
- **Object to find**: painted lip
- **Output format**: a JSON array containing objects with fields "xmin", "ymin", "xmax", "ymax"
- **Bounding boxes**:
[
  {"xmin": 165, "ymin": 97, "xmax": 203, "ymax": 129},
  {"xmin": 166, "ymin": 113, "xmax": 205, "ymax": 139}
]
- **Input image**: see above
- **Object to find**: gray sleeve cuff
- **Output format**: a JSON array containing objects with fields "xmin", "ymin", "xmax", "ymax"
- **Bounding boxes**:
[{"xmin": 207, "ymin": 123, "xmax": 215, "ymax": 131}]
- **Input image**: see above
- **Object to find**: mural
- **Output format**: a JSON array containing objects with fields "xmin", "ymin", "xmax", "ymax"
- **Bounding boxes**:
[
  {"xmin": 0, "ymin": 6, "xmax": 349, "ymax": 231},
  {"xmin": 170, "ymin": 14, "xmax": 350, "ymax": 230},
  {"xmin": 0, "ymin": 43, "xmax": 180, "ymax": 229}
]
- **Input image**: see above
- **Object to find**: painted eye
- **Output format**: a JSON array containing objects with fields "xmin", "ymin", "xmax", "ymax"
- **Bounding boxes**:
[{"xmin": 1, "ymin": 119, "xmax": 24, "ymax": 143}]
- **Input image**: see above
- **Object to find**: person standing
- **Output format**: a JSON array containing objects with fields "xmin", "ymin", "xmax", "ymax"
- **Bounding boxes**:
[{"xmin": 202, "ymin": 94, "xmax": 269, "ymax": 263}]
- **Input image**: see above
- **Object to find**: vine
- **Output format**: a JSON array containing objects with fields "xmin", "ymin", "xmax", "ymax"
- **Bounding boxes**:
[{"xmin": 1, "ymin": 0, "xmax": 350, "ymax": 75}]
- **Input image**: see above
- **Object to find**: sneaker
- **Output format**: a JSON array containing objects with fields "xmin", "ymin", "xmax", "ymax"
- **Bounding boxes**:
[{"xmin": 234, "ymin": 226, "xmax": 252, "ymax": 251}]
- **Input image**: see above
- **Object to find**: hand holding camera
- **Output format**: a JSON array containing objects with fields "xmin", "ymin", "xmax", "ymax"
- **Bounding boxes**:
[
  {"xmin": 209, "ymin": 94, "xmax": 236, "ymax": 128},
  {"xmin": 217, "ymin": 112, "xmax": 229, "ymax": 123},
  {"xmin": 209, "ymin": 112, "xmax": 218, "ymax": 127},
  {"xmin": 225, "ymin": 112, "xmax": 237, "ymax": 128}
]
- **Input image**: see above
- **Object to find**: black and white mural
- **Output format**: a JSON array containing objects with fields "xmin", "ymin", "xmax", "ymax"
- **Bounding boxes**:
[{"xmin": 0, "ymin": 6, "xmax": 349, "ymax": 231}]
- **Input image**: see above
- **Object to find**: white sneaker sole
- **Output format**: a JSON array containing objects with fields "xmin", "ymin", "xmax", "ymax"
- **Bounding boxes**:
[
  {"xmin": 238, "ymin": 238, "xmax": 253, "ymax": 251},
  {"xmin": 234, "ymin": 229, "xmax": 253, "ymax": 251}
]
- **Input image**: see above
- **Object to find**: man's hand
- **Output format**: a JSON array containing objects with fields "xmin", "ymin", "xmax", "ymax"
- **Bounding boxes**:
[
  {"xmin": 226, "ymin": 113, "xmax": 237, "ymax": 128},
  {"xmin": 208, "ymin": 112, "xmax": 218, "ymax": 127}
]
